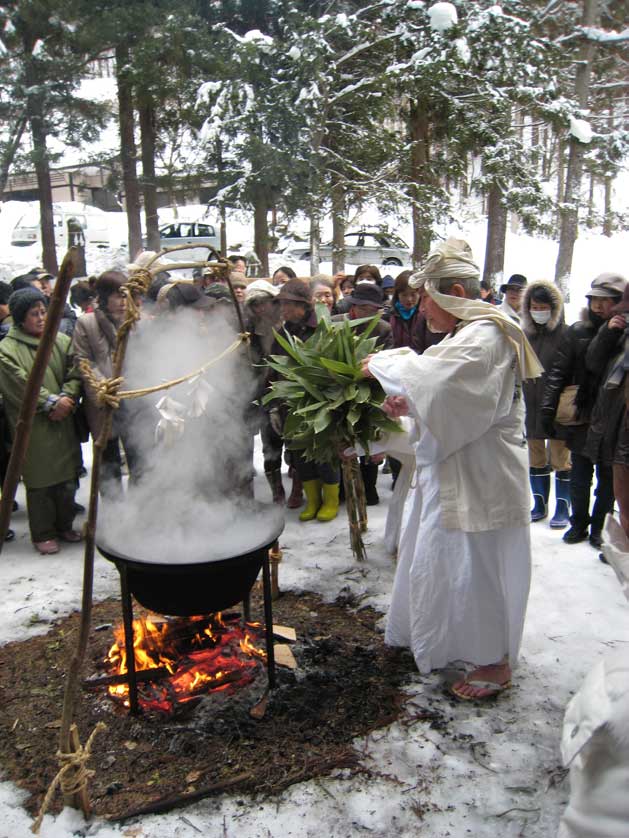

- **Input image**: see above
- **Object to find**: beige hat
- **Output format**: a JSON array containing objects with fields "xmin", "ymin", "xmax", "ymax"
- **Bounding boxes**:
[
  {"xmin": 245, "ymin": 279, "xmax": 279, "ymax": 303},
  {"xmin": 585, "ymin": 272, "xmax": 627, "ymax": 299}
]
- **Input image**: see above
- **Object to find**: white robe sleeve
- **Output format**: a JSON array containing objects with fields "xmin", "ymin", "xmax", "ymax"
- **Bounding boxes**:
[{"xmin": 369, "ymin": 325, "xmax": 517, "ymax": 464}]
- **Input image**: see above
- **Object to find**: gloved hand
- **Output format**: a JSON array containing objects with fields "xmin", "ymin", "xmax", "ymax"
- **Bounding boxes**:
[
  {"xmin": 269, "ymin": 408, "xmax": 283, "ymax": 436},
  {"xmin": 540, "ymin": 412, "xmax": 556, "ymax": 439}
]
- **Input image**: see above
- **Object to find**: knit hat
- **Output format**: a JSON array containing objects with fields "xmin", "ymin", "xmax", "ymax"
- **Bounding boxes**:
[
  {"xmin": 344, "ymin": 283, "xmax": 384, "ymax": 309},
  {"xmin": 245, "ymin": 279, "xmax": 279, "ymax": 303},
  {"xmin": 9, "ymin": 287, "xmax": 47, "ymax": 325},
  {"xmin": 229, "ymin": 271, "xmax": 248, "ymax": 289},
  {"xmin": 277, "ymin": 278, "xmax": 312, "ymax": 305}
]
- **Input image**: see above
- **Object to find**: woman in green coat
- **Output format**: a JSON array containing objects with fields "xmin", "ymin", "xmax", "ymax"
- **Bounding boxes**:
[{"xmin": 0, "ymin": 288, "xmax": 82, "ymax": 554}]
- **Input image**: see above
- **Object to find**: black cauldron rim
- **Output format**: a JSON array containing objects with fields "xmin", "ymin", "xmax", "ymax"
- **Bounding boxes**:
[
  {"xmin": 95, "ymin": 504, "xmax": 284, "ymax": 616},
  {"xmin": 95, "ymin": 502, "xmax": 284, "ymax": 569}
]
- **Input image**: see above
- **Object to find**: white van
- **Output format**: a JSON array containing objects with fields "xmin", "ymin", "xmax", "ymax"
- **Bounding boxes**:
[{"xmin": 11, "ymin": 202, "xmax": 111, "ymax": 248}]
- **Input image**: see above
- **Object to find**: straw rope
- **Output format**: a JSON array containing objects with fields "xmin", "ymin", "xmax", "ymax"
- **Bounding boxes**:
[
  {"xmin": 79, "ymin": 333, "xmax": 250, "ymax": 410},
  {"xmin": 32, "ymin": 722, "xmax": 107, "ymax": 834}
]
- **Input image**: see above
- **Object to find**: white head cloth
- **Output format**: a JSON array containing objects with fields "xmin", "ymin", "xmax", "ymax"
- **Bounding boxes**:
[{"xmin": 410, "ymin": 238, "xmax": 543, "ymax": 380}]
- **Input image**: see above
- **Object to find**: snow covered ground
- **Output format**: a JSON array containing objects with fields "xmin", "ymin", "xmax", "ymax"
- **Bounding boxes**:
[
  {"xmin": 0, "ymin": 206, "xmax": 627, "ymax": 837},
  {"xmin": 0, "ymin": 443, "xmax": 626, "ymax": 838}
]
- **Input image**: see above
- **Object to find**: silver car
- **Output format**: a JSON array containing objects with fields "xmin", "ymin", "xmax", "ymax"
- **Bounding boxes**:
[
  {"xmin": 159, "ymin": 221, "xmax": 220, "ymax": 255},
  {"xmin": 283, "ymin": 230, "xmax": 410, "ymax": 266}
]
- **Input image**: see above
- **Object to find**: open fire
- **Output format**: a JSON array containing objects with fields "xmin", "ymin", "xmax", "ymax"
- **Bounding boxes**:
[{"xmin": 104, "ymin": 613, "xmax": 267, "ymax": 714}]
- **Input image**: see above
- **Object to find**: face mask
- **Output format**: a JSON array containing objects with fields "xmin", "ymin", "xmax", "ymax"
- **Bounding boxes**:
[{"xmin": 530, "ymin": 310, "xmax": 551, "ymax": 325}]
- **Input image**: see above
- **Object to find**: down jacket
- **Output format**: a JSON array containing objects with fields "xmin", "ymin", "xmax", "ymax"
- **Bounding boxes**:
[
  {"xmin": 521, "ymin": 280, "xmax": 567, "ymax": 439},
  {"xmin": 583, "ymin": 319, "xmax": 628, "ymax": 466},
  {"xmin": 541, "ymin": 308, "xmax": 606, "ymax": 453}
]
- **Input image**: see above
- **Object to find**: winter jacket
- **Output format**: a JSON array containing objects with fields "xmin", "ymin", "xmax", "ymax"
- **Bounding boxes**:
[
  {"xmin": 520, "ymin": 281, "xmax": 567, "ymax": 439},
  {"xmin": 71, "ymin": 309, "xmax": 118, "ymax": 440},
  {"xmin": 497, "ymin": 298, "xmax": 521, "ymax": 323},
  {"xmin": 388, "ymin": 308, "xmax": 446, "ymax": 353},
  {"xmin": 541, "ymin": 308, "xmax": 605, "ymax": 453},
  {"xmin": 583, "ymin": 320, "xmax": 629, "ymax": 466},
  {"xmin": 266, "ymin": 310, "xmax": 318, "ymax": 414},
  {"xmin": 0, "ymin": 326, "xmax": 81, "ymax": 489}
]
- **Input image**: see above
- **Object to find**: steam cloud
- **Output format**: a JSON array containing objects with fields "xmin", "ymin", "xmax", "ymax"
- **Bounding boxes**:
[{"xmin": 98, "ymin": 304, "xmax": 283, "ymax": 563}]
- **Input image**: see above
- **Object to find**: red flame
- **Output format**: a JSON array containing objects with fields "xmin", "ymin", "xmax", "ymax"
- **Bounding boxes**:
[{"xmin": 105, "ymin": 613, "xmax": 266, "ymax": 713}]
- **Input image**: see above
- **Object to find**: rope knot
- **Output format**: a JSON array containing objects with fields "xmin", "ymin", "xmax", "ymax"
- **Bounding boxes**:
[{"xmin": 32, "ymin": 722, "xmax": 107, "ymax": 834}]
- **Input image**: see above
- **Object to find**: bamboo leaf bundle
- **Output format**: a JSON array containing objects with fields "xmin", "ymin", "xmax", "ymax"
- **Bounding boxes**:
[{"xmin": 264, "ymin": 316, "xmax": 401, "ymax": 560}]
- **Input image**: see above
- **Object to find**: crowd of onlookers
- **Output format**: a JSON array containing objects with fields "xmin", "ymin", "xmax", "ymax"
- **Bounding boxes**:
[{"xmin": 0, "ymin": 256, "xmax": 627, "ymax": 564}]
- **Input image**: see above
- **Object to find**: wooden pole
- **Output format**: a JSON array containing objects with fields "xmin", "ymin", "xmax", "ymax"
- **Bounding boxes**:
[
  {"xmin": 0, "ymin": 248, "xmax": 77, "ymax": 553},
  {"xmin": 58, "ymin": 269, "xmax": 145, "ymax": 807}
]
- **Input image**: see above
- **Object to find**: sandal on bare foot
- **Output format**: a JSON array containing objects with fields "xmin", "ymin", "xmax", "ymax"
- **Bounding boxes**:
[{"xmin": 450, "ymin": 677, "xmax": 511, "ymax": 701}]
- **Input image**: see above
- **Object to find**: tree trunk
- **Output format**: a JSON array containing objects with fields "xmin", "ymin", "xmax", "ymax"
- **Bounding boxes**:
[
  {"xmin": 409, "ymin": 101, "xmax": 431, "ymax": 267},
  {"xmin": 309, "ymin": 210, "xmax": 321, "ymax": 275},
  {"xmin": 0, "ymin": 116, "xmax": 27, "ymax": 199},
  {"xmin": 602, "ymin": 102, "xmax": 614, "ymax": 238},
  {"xmin": 586, "ymin": 172, "xmax": 595, "ymax": 227},
  {"xmin": 483, "ymin": 182, "xmax": 508, "ymax": 289},
  {"xmin": 24, "ymin": 42, "xmax": 57, "ymax": 275},
  {"xmin": 30, "ymin": 111, "xmax": 57, "ymax": 275},
  {"xmin": 215, "ymin": 138, "xmax": 227, "ymax": 257},
  {"xmin": 219, "ymin": 204, "xmax": 227, "ymax": 257},
  {"xmin": 331, "ymin": 176, "xmax": 345, "ymax": 274},
  {"xmin": 603, "ymin": 176, "xmax": 613, "ymax": 237},
  {"xmin": 253, "ymin": 194, "xmax": 269, "ymax": 276},
  {"xmin": 138, "ymin": 95, "xmax": 160, "ymax": 252},
  {"xmin": 554, "ymin": 0, "xmax": 599, "ymax": 293},
  {"xmin": 115, "ymin": 44, "xmax": 143, "ymax": 260}
]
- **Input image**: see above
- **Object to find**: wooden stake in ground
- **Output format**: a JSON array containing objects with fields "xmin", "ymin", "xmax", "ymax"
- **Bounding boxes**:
[
  {"xmin": 56, "ymin": 259, "xmax": 156, "ymax": 810},
  {"xmin": 0, "ymin": 249, "xmax": 77, "ymax": 552}
]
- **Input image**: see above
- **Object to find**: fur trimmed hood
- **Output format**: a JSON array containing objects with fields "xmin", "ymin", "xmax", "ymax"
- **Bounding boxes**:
[{"xmin": 521, "ymin": 280, "xmax": 564, "ymax": 334}]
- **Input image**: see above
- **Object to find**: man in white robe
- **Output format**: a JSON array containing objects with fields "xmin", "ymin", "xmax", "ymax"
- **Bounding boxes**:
[{"xmin": 362, "ymin": 239, "xmax": 542, "ymax": 699}]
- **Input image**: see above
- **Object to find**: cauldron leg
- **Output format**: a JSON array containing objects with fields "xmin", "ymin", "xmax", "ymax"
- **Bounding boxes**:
[
  {"xmin": 243, "ymin": 594, "xmax": 251, "ymax": 623},
  {"xmin": 261, "ymin": 549, "xmax": 276, "ymax": 689},
  {"xmin": 120, "ymin": 565, "xmax": 140, "ymax": 715}
]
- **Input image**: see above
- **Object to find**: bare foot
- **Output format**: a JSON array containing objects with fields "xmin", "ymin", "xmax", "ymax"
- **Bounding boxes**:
[{"xmin": 451, "ymin": 662, "xmax": 512, "ymax": 701}]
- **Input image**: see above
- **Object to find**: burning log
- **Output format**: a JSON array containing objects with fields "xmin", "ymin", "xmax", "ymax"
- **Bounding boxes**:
[{"xmin": 82, "ymin": 667, "xmax": 170, "ymax": 690}]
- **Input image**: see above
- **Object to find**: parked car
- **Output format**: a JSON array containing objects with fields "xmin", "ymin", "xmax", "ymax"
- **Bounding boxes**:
[
  {"xmin": 158, "ymin": 221, "xmax": 220, "ymax": 253},
  {"xmin": 283, "ymin": 230, "xmax": 410, "ymax": 266},
  {"xmin": 11, "ymin": 203, "xmax": 111, "ymax": 248}
]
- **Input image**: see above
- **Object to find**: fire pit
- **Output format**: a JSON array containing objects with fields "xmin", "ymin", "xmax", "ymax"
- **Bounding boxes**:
[{"xmin": 97, "ymin": 504, "xmax": 284, "ymax": 714}]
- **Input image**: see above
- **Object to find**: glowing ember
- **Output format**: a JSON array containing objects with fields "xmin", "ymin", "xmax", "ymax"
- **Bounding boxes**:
[{"xmin": 105, "ymin": 613, "xmax": 267, "ymax": 714}]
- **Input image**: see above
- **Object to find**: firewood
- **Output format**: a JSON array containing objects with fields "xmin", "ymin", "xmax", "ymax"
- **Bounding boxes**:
[{"xmin": 82, "ymin": 667, "xmax": 170, "ymax": 689}]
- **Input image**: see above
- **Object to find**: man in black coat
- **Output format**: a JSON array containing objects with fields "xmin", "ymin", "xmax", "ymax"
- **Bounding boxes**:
[{"xmin": 541, "ymin": 272, "xmax": 627, "ymax": 547}]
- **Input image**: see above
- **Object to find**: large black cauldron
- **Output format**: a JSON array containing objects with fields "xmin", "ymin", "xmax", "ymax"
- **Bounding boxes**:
[
  {"xmin": 96, "ymin": 508, "xmax": 284, "ymax": 714},
  {"xmin": 97, "ymin": 530, "xmax": 283, "ymax": 617}
]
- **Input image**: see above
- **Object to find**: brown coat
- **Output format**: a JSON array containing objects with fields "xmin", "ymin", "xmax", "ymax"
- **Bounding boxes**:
[{"xmin": 71, "ymin": 310, "xmax": 118, "ymax": 439}]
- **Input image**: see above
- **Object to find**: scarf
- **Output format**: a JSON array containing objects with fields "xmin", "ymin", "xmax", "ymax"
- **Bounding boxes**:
[{"xmin": 394, "ymin": 301, "xmax": 417, "ymax": 321}]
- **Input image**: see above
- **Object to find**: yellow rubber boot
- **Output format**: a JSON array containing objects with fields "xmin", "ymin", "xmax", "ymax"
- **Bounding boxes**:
[
  {"xmin": 299, "ymin": 480, "xmax": 322, "ymax": 521},
  {"xmin": 317, "ymin": 482, "xmax": 340, "ymax": 522}
]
